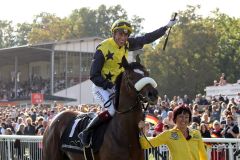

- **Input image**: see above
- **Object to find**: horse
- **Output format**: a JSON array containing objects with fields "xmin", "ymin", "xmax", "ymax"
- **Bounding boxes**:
[{"xmin": 43, "ymin": 57, "xmax": 159, "ymax": 160}]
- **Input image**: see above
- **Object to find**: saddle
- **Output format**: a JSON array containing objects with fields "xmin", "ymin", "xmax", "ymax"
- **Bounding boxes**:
[{"xmin": 60, "ymin": 112, "xmax": 109, "ymax": 153}]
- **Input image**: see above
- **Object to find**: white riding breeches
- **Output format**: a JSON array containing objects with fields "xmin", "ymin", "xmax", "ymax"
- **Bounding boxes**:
[{"xmin": 92, "ymin": 84, "xmax": 115, "ymax": 116}]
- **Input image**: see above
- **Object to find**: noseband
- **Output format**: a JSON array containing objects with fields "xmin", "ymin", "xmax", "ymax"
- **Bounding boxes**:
[{"xmin": 115, "ymin": 71, "xmax": 157, "ymax": 114}]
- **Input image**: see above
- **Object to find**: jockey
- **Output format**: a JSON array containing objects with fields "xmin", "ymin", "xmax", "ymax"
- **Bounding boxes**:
[{"xmin": 79, "ymin": 18, "xmax": 177, "ymax": 147}]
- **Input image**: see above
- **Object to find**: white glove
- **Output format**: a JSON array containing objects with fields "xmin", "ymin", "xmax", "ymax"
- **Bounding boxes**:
[{"xmin": 166, "ymin": 19, "xmax": 177, "ymax": 28}]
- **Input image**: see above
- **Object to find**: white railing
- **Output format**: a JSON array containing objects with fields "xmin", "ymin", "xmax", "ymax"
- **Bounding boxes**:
[
  {"xmin": 0, "ymin": 135, "xmax": 239, "ymax": 160},
  {"xmin": 0, "ymin": 135, "xmax": 42, "ymax": 160}
]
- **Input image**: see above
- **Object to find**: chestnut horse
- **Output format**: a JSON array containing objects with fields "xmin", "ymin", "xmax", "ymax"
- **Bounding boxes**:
[{"xmin": 43, "ymin": 58, "xmax": 158, "ymax": 160}]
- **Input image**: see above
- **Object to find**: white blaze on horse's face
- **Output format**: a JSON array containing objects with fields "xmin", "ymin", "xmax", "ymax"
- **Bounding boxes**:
[
  {"xmin": 134, "ymin": 77, "xmax": 157, "ymax": 91},
  {"xmin": 133, "ymin": 69, "xmax": 144, "ymax": 76}
]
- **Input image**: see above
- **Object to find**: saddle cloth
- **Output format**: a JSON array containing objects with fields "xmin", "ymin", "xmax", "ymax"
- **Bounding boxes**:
[{"xmin": 60, "ymin": 112, "xmax": 108, "ymax": 153}]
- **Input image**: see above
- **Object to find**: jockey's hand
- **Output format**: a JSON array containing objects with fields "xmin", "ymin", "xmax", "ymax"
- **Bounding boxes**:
[
  {"xmin": 166, "ymin": 19, "xmax": 177, "ymax": 28},
  {"xmin": 138, "ymin": 120, "xmax": 145, "ymax": 130},
  {"xmin": 103, "ymin": 81, "xmax": 114, "ymax": 90},
  {"xmin": 107, "ymin": 85, "xmax": 115, "ymax": 93}
]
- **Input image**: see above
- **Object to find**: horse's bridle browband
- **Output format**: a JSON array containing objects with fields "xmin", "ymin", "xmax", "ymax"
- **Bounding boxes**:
[{"xmin": 114, "ymin": 71, "xmax": 154, "ymax": 114}]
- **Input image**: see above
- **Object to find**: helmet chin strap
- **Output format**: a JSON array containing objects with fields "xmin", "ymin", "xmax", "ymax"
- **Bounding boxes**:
[{"xmin": 134, "ymin": 77, "xmax": 157, "ymax": 91}]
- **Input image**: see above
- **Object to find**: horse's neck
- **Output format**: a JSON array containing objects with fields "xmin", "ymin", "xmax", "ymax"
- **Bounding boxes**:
[
  {"xmin": 108, "ymin": 97, "xmax": 141, "ymax": 143},
  {"xmin": 108, "ymin": 112, "xmax": 140, "ymax": 145}
]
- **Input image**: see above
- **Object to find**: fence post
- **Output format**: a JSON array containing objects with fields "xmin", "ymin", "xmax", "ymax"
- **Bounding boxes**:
[
  {"xmin": 7, "ymin": 139, "xmax": 11, "ymax": 160},
  {"xmin": 228, "ymin": 143, "xmax": 233, "ymax": 160}
]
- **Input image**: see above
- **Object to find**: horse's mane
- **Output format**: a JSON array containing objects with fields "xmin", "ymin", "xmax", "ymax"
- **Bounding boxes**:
[{"xmin": 114, "ymin": 62, "xmax": 145, "ymax": 109}]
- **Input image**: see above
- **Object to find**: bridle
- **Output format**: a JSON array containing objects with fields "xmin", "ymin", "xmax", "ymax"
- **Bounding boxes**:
[{"xmin": 114, "ymin": 71, "xmax": 155, "ymax": 114}]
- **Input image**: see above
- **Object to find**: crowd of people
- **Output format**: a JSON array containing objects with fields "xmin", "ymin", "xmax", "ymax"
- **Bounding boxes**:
[
  {"xmin": 0, "ymin": 104, "xmax": 100, "ymax": 160},
  {"xmin": 0, "ymin": 104, "xmax": 101, "ymax": 136},
  {"xmin": 0, "ymin": 74, "xmax": 80, "ymax": 101},
  {"xmin": 143, "ymin": 94, "xmax": 240, "ymax": 139}
]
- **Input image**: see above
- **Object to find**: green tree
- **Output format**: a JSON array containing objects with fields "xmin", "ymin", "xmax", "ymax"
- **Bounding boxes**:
[
  {"xmin": 28, "ymin": 12, "xmax": 71, "ymax": 44},
  {"xmin": 15, "ymin": 22, "xmax": 32, "ymax": 45},
  {"xmin": 210, "ymin": 10, "xmax": 240, "ymax": 82},
  {"xmin": 0, "ymin": 20, "xmax": 15, "ymax": 48},
  {"xmin": 26, "ymin": 5, "xmax": 144, "ymax": 44},
  {"xmin": 142, "ymin": 5, "xmax": 224, "ymax": 99},
  {"xmin": 68, "ymin": 4, "xmax": 143, "ymax": 38}
]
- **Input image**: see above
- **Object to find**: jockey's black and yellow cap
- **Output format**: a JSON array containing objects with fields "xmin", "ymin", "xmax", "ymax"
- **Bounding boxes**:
[{"xmin": 111, "ymin": 19, "xmax": 133, "ymax": 35}]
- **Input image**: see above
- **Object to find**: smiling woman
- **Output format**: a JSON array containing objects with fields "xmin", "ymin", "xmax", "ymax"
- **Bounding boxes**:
[{"xmin": 139, "ymin": 105, "xmax": 208, "ymax": 160}]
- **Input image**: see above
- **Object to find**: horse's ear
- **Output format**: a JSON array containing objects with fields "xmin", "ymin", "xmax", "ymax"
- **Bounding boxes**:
[
  {"xmin": 136, "ymin": 54, "xmax": 141, "ymax": 64},
  {"xmin": 122, "ymin": 56, "xmax": 129, "ymax": 69}
]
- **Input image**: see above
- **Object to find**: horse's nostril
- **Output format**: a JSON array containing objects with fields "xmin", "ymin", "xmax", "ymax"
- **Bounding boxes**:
[{"xmin": 153, "ymin": 89, "xmax": 158, "ymax": 96}]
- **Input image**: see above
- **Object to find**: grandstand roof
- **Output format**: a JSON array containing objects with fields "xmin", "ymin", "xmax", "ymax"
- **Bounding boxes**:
[
  {"xmin": 0, "ymin": 37, "xmax": 103, "ymax": 68},
  {"xmin": 0, "ymin": 45, "xmax": 51, "ymax": 67}
]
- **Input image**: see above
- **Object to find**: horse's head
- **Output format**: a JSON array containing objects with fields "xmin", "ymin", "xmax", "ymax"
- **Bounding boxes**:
[{"xmin": 115, "ymin": 56, "xmax": 158, "ymax": 112}]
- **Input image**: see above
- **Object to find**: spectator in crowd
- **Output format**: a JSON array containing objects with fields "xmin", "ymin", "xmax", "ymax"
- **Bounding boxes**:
[
  {"xmin": 170, "ymin": 96, "xmax": 177, "ymax": 106},
  {"xmin": 24, "ymin": 117, "xmax": 35, "ymax": 135},
  {"xmin": 224, "ymin": 96, "xmax": 229, "ymax": 105},
  {"xmin": 169, "ymin": 101, "xmax": 177, "ymax": 111},
  {"xmin": 219, "ymin": 75, "xmax": 227, "ymax": 86},
  {"xmin": 0, "ymin": 122, "xmax": 7, "ymax": 134},
  {"xmin": 211, "ymin": 120, "xmax": 223, "ymax": 138},
  {"xmin": 199, "ymin": 123, "xmax": 211, "ymax": 138},
  {"xmin": 15, "ymin": 117, "xmax": 23, "ymax": 132},
  {"xmin": 211, "ymin": 120, "xmax": 225, "ymax": 160},
  {"xmin": 162, "ymin": 124, "xmax": 170, "ymax": 132},
  {"xmin": 234, "ymin": 92, "xmax": 240, "ymax": 106},
  {"xmin": 218, "ymin": 94, "xmax": 224, "ymax": 102},
  {"xmin": 35, "ymin": 117, "xmax": 44, "ymax": 134},
  {"xmin": 201, "ymin": 113, "xmax": 211, "ymax": 127},
  {"xmin": 163, "ymin": 95, "xmax": 170, "ymax": 105},
  {"xmin": 192, "ymin": 104, "xmax": 201, "ymax": 125},
  {"xmin": 183, "ymin": 94, "xmax": 191, "ymax": 105},
  {"xmin": 229, "ymin": 98, "xmax": 237, "ymax": 106},
  {"xmin": 143, "ymin": 122, "xmax": 154, "ymax": 137},
  {"xmin": 154, "ymin": 115, "xmax": 164, "ymax": 135},
  {"xmin": 37, "ymin": 120, "xmax": 48, "ymax": 135},
  {"xmin": 4, "ymin": 128, "xmax": 14, "ymax": 159},
  {"xmin": 15, "ymin": 123, "xmax": 25, "ymax": 160},
  {"xmin": 4, "ymin": 127, "xmax": 13, "ymax": 135},
  {"xmin": 213, "ymin": 80, "xmax": 219, "ymax": 86},
  {"xmin": 230, "ymin": 105, "xmax": 239, "ymax": 123},
  {"xmin": 153, "ymin": 109, "xmax": 160, "ymax": 117},
  {"xmin": 162, "ymin": 111, "xmax": 175, "ymax": 129},
  {"xmin": 220, "ymin": 103, "xmax": 232, "ymax": 124},
  {"xmin": 190, "ymin": 122, "xmax": 199, "ymax": 130},
  {"xmin": 221, "ymin": 115, "xmax": 239, "ymax": 138},
  {"xmin": 176, "ymin": 96, "xmax": 183, "ymax": 105},
  {"xmin": 5, "ymin": 118, "xmax": 15, "ymax": 134},
  {"xmin": 30, "ymin": 108, "xmax": 37, "ymax": 122},
  {"xmin": 210, "ymin": 104, "xmax": 221, "ymax": 122},
  {"xmin": 160, "ymin": 101, "xmax": 168, "ymax": 119}
]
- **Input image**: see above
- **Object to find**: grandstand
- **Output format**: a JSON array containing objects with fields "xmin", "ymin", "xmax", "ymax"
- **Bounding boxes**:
[{"xmin": 0, "ymin": 37, "xmax": 103, "ymax": 106}]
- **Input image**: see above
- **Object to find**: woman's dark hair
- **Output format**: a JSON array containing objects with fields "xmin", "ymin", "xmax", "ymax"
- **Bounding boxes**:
[{"xmin": 173, "ymin": 105, "xmax": 192, "ymax": 123}]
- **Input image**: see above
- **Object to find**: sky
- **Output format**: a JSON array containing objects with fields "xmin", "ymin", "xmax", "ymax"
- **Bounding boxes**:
[{"xmin": 0, "ymin": 0, "xmax": 239, "ymax": 32}]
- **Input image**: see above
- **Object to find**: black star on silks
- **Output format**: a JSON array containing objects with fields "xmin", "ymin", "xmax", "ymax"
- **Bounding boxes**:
[
  {"xmin": 105, "ymin": 72, "xmax": 113, "ymax": 81},
  {"xmin": 106, "ymin": 50, "xmax": 114, "ymax": 60},
  {"xmin": 118, "ymin": 62, "xmax": 123, "ymax": 69}
]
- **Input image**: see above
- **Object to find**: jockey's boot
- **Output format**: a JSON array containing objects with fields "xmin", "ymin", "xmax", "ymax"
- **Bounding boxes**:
[{"xmin": 78, "ymin": 110, "xmax": 111, "ymax": 147}]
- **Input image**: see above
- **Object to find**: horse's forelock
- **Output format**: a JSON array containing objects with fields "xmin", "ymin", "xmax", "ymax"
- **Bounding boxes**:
[{"xmin": 128, "ymin": 62, "xmax": 145, "ymax": 71}]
